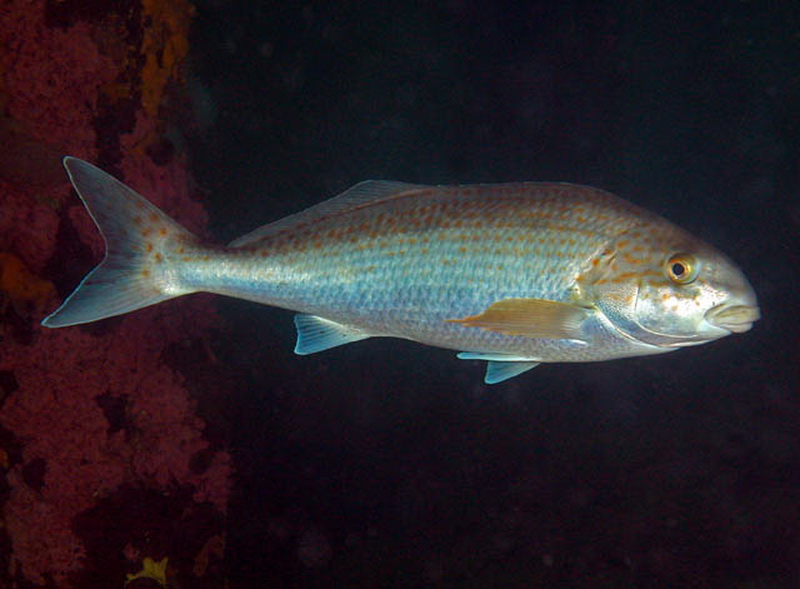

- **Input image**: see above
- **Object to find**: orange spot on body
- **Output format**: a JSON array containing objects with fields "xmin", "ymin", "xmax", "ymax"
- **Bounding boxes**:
[
  {"xmin": 622, "ymin": 253, "xmax": 646, "ymax": 264},
  {"xmin": 611, "ymin": 271, "xmax": 641, "ymax": 281}
]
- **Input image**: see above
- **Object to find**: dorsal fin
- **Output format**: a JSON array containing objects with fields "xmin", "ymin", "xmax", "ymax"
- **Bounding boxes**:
[{"xmin": 228, "ymin": 180, "xmax": 427, "ymax": 247}]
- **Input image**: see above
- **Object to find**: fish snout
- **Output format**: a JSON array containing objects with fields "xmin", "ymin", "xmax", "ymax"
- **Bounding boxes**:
[{"xmin": 705, "ymin": 303, "xmax": 761, "ymax": 334}]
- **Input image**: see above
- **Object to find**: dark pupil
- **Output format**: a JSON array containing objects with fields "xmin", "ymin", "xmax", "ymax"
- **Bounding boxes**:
[{"xmin": 671, "ymin": 262, "xmax": 686, "ymax": 277}]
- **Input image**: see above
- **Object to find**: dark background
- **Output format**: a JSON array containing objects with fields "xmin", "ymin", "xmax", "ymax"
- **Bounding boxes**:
[{"xmin": 184, "ymin": 1, "xmax": 799, "ymax": 586}]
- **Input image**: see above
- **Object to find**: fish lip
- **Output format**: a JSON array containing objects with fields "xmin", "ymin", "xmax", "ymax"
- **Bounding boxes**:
[{"xmin": 705, "ymin": 303, "xmax": 761, "ymax": 334}]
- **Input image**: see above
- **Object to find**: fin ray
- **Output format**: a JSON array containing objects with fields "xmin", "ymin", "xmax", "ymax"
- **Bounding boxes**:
[
  {"xmin": 294, "ymin": 314, "xmax": 371, "ymax": 355},
  {"xmin": 457, "ymin": 351, "xmax": 541, "ymax": 362}
]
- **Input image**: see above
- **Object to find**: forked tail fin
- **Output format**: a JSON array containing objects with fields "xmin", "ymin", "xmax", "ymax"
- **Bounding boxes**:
[{"xmin": 42, "ymin": 157, "xmax": 198, "ymax": 328}]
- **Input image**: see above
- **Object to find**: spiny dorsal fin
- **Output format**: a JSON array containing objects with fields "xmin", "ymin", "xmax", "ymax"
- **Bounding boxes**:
[{"xmin": 229, "ymin": 180, "xmax": 427, "ymax": 247}]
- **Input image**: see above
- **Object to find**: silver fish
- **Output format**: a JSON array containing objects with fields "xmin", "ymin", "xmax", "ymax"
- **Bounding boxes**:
[{"xmin": 42, "ymin": 157, "xmax": 760, "ymax": 383}]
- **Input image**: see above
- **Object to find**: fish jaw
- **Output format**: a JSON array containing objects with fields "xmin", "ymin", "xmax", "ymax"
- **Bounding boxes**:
[{"xmin": 704, "ymin": 303, "xmax": 760, "ymax": 334}]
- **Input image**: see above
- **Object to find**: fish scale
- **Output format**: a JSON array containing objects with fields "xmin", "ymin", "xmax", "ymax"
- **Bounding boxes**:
[
  {"xmin": 42, "ymin": 158, "xmax": 759, "ymax": 383},
  {"xmin": 211, "ymin": 185, "xmax": 638, "ymax": 342}
]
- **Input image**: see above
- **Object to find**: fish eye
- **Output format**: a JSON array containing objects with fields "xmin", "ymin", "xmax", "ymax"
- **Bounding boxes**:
[{"xmin": 665, "ymin": 253, "xmax": 699, "ymax": 285}]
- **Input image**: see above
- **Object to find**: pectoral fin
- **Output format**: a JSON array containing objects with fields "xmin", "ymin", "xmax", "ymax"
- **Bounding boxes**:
[{"xmin": 446, "ymin": 298, "xmax": 591, "ymax": 340}]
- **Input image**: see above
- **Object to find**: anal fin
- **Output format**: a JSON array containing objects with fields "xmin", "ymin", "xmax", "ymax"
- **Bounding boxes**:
[{"xmin": 294, "ymin": 314, "xmax": 371, "ymax": 355}]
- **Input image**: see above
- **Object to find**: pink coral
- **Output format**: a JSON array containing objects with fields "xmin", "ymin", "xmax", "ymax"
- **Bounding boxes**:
[
  {"xmin": 0, "ymin": 0, "xmax": 231, "ymax": 586},
  {"xmin": 0, "ymin": 6, "xmax": 116, "ymax": 159},
  {"xmin": 2, "ymin": 294, "xmax": 229, "ymax": 584}
]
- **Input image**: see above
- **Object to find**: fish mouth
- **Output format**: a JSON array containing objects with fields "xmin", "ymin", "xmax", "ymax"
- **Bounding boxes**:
[{"xmin": 705, "ymin": 303, "xmax": 761, "ymax": 334}]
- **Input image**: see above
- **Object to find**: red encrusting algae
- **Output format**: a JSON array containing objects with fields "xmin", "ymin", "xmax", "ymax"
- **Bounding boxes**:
[{"xmin": 0, "ymin": 0, "xmax": 231, "ymax": 586}]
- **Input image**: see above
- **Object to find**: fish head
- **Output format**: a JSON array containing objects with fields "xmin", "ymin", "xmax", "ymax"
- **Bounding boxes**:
[{"xmin": 584, "ymin": 225, "xmax": 760, "ymax": 349}]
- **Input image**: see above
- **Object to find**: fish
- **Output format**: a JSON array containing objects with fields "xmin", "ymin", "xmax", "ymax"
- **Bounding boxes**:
[{"xmin": 42, "ymin": 157, "xmax": 760, "ymax": 384}]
